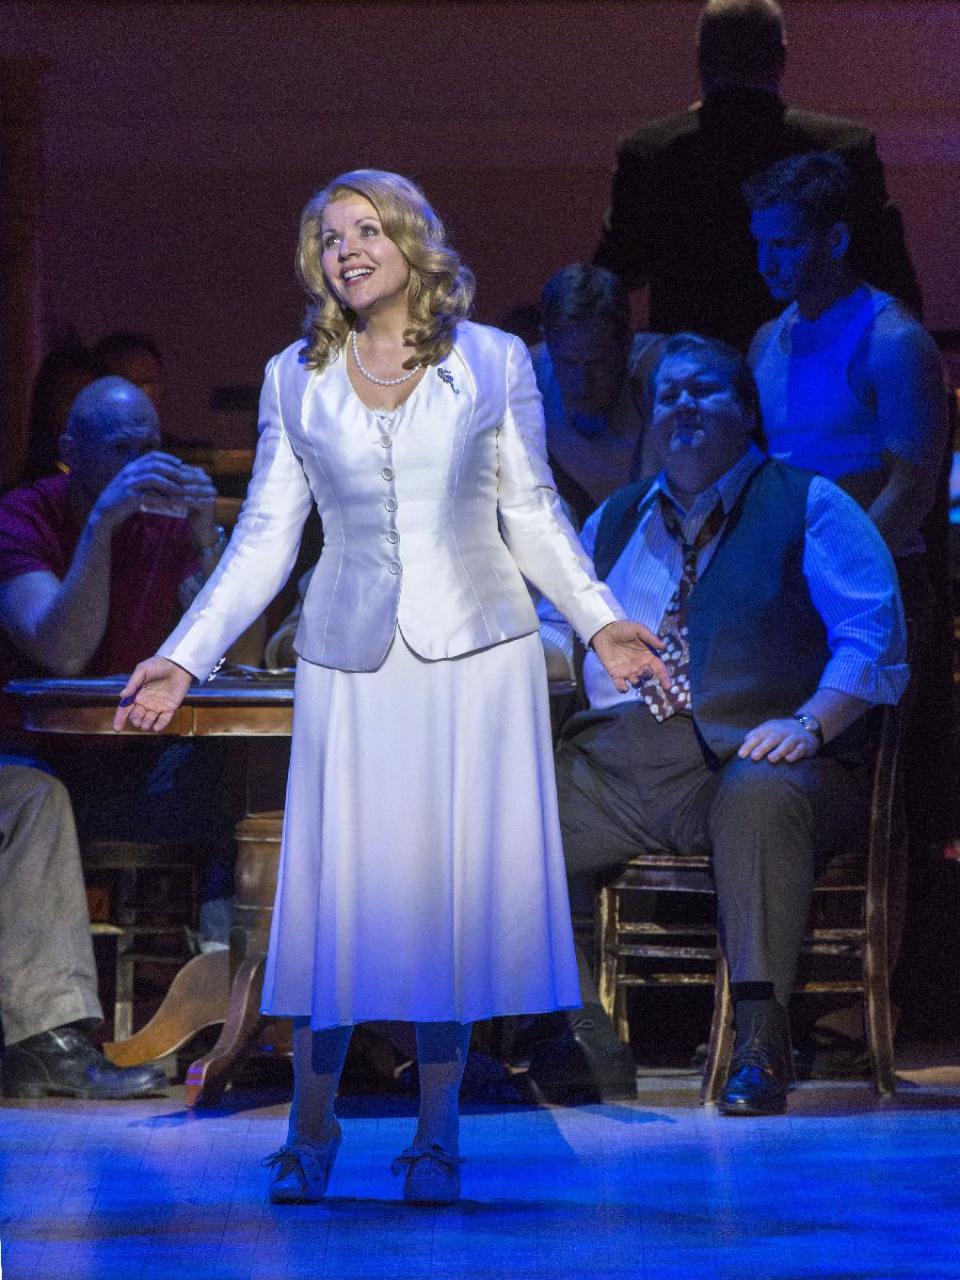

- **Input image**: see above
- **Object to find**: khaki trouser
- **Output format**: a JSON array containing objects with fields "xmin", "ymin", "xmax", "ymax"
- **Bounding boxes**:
[{"xmin": 0, "ymin": 761, "xmax": 102, "ymax": 1045}]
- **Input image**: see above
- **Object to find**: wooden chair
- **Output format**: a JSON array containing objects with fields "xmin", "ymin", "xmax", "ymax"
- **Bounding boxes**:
[
  {"xmin": 82, "ymin": 840, "xmax": 199, "ymax": 1042},
  {"xmin": 596, "ymin": 698, "xmax": 909, "ymax": 1101}
]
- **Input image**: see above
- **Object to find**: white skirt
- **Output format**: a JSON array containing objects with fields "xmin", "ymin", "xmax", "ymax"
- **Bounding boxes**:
[{"xmin": 261, "ymin": 630, "xmax": 580, "ymax": 1029}]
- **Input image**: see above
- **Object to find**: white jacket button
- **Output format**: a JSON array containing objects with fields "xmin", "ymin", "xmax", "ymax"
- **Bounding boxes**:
[
  {"xmin": 386, "ymin": 530, "xmax": 400, "ymax": 544},
  {"xmin": 388, "ymin": 561, "xmax": 402, "ymax": 575},
  {"xmin": 384, "ymin": 498, "xmax": 398, "ymax": 512},
  {"xmin": 380, "ymin": 467, "xmax": 394, "ymax": 481}
]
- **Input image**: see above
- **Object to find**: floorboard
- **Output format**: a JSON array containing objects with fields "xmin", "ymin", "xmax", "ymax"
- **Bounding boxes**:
[{"xmin": 2, "ymin": 1071, "xmax": 960, "ymax": 1280}]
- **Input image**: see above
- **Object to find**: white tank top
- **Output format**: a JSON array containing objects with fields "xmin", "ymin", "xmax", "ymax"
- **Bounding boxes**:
[{"xmin": 753, "ymin": 284, "xmax": 895, "ymax": 482}]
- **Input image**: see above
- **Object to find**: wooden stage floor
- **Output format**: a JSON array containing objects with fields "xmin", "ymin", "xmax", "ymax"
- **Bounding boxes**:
[{"xmin": 3, "ymin": 1067, "xmax": 960, "ymax": 1280}]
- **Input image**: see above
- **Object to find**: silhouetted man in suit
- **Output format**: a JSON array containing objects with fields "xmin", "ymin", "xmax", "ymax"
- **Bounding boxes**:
[{"xmin": 594, "ymin": 0, "xmax": 920, "ymax": 350}]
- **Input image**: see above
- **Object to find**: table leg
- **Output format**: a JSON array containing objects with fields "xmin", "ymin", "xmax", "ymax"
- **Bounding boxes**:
[
  {"xmin": 185, "ymin": 809, "xmax": 285, "ymax": 1106},
  {"xmin": 184, "ymin": 954, "xmax": 268, "ymax": 1107},
  {"xmin": 103, "ymin": 950, "xmax": 230, "ymax": 1067}
]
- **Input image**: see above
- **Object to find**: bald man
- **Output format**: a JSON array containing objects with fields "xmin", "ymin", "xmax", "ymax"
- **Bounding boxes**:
[
  {"xmin": 0, "ymin": 376, "xmax": 220, "ymax": 679},
  {"xmin": 0, "ymin": 381, "xmax": 235, "ymax": 1095}
]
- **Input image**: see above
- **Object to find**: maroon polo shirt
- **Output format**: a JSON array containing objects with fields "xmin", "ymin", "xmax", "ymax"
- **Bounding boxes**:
[{"xmin": 0, "ymin": 473, "xmax": 199, "ymax": 686}]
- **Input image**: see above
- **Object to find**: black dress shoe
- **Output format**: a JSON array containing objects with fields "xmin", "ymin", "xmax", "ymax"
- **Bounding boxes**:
[
  {"xmin": 526, "ymin": 1006, "xmax": 636, "ymax": 1103},
  {"xmin": 2, "ymin": 1026, "xmax": 167, "ymax": 1100},
  {"xmin": 718, "ymin": 999, "xmax": 791, "ymax": 1116}
]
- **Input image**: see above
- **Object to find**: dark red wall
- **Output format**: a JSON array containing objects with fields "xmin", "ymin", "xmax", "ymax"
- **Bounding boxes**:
[{"xmin": 5, "ymin": 2, "xmax": 958, "ymax": 443}]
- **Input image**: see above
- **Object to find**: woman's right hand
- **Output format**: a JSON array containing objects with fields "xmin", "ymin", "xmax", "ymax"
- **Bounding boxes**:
[{"xmin": 113, "ymin": 656, "xmax": 194, "ymax": 733}]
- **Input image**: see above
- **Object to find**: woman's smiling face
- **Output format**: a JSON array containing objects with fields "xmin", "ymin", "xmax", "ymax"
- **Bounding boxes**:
[{"xmin": 320, "ymin": 195, "xmax": 411, "ymax": 320}]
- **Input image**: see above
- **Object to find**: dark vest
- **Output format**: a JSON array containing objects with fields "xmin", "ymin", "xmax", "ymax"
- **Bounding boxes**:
[{"xmin": 592, "ymin": 460, "xmax": 868, "ymax": 764}]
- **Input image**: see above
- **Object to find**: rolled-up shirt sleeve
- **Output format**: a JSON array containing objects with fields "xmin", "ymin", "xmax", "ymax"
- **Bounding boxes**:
[{"xmin": 804, "ymin": 476, "xmax": 910, "ymax": 704}]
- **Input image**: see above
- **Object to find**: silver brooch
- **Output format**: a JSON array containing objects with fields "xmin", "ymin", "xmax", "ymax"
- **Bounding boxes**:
[{"xmin": 437, "ymin": 368, "xmax": 459, "ymax": 394}]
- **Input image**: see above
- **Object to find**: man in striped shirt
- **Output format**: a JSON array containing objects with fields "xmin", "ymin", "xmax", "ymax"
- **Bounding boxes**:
[{"xmin": 537, "ymin": 332, "xmax": 908, "ymax": 1114}]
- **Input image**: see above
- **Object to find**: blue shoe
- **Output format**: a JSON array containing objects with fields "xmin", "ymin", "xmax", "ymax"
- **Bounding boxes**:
[
  {"xmin": 391, "ymin": 1143, "xmax": 462, "ymax": 1205},
  {"xmin": 264, "ymin": 1123, "xmax": 342, "ymax": 1203}
]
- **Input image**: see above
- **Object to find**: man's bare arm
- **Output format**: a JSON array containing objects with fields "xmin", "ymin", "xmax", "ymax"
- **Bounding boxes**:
[
  {"xmin": 0, "ymin": 519, "xmax": 117, "ymax": 675},
  {"xmin": 0, "ymin": 452, "xmax": 188, "ymax": 675},
  {"xmin": 868, "ymin": 452, "xmax": 933, "ymax": 547},
  {"xmin": 861, "ymin": 315, "xmax": 948, "ymax": 549}
]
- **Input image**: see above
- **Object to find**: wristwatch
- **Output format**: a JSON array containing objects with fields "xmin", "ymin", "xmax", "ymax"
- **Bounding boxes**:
[
  {"xmin": 792, "ymin": 712, "xmax": 824, "ymax": 747},
  {"xmin": 200, "ymin": 524, "xmax": 227, "ymax": 553}
]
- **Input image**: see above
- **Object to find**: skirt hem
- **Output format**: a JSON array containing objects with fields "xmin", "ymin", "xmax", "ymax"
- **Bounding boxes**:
[{"xmin": 260, "ymin": 999, "xmax": 583, "ymax": 1030}]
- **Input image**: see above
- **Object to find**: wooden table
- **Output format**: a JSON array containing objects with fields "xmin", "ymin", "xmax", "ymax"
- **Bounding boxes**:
[
  {"xmin": 6, "ymin": 674, "xmax": 295, "ymax": 1107},
  {"xmin": 9, "ymin": 673, "xmax": 294, "ymax": 739},
  {"xmin": 8, "ymin": 670, "xmax": 579, "ymax": 1106}
]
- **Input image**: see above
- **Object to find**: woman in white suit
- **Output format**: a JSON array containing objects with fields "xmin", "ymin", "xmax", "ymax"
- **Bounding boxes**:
[{"xmin": 115, "ymin": 171, "xmax": 666, "ymax": 1205}]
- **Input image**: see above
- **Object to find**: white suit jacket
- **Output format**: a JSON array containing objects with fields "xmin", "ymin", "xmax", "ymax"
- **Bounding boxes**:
[{"xmin": 160, "ymin": 321, "xmax": 623, "ymax": 679}]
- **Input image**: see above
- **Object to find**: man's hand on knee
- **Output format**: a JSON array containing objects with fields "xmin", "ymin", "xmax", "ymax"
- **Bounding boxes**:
[{"xmin": 738, "ymin": 718, "xmax": 820, "ymax": 764}]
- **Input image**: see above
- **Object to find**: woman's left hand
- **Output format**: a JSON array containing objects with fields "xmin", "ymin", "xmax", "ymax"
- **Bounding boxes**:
[{"xmin": 591, "ymin": 620, "xmax": 670, "ymax": 694}]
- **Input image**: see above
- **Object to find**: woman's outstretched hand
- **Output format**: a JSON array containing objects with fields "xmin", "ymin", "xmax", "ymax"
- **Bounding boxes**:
[
  {"xmin": 591, "ymin": 620, "xmax": 671, "ymax": 695},
  {"xmin": 113, "ymin": 656, "xmax": 194, "ymax": 733}
]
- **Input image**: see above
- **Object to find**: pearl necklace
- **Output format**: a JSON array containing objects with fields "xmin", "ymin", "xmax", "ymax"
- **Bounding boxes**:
[{"xmin": 351, "ymin": 330, "xmax": 421, "ymax": 387}]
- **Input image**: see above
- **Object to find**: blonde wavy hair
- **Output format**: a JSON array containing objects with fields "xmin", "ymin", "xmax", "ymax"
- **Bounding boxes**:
[{"xmin": 297, "ymin": 170, "xmax": 475, "ymax": 371}]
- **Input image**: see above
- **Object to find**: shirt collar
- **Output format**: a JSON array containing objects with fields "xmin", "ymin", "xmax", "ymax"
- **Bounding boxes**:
[{"xmin": 648, "ymin": 444, "xmax": 767, "ymax": 519}]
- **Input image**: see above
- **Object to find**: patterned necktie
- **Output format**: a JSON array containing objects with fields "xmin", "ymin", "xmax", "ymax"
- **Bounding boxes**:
[{"xmin": 641, "ymin": 493, "xmax": 726, "ymax": 722}]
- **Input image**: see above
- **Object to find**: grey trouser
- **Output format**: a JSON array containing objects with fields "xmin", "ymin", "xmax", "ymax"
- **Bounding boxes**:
[
  {"xmin": 0, "ymin": 761, "xmax": 102, "ymax": 1045},
  {"xmin": 555, "ymin": 705, "xmax": 870, "ymax": 1006}
]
